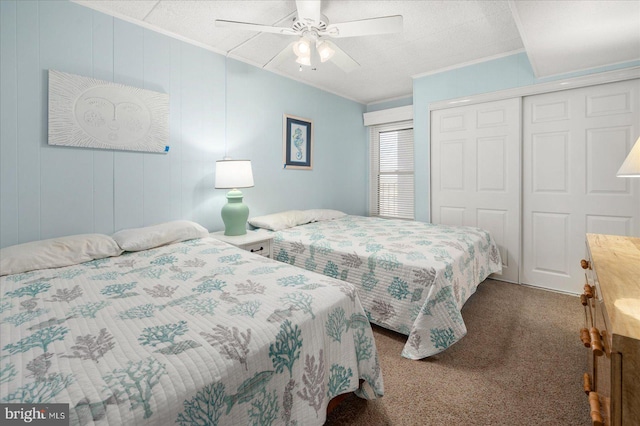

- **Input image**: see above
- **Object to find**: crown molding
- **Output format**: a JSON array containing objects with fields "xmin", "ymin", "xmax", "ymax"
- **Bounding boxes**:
[{"xmin": 429, "ymin": 66, "xmax": 640, "ymax": 111}]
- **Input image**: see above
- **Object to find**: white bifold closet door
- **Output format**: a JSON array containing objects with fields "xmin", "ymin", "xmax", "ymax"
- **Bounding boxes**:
[
  {"xmin": 431, "ymin": 98, "xmax": 521, "ymax": 283},
  {"xmin": 521, "ymin": 79, "xmax": 640, "ymax": 293}
]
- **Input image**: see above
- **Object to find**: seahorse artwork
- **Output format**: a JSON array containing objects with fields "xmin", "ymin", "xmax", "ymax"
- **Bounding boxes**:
[{"xmin": 293, "ymin": 127, "xmax": 304, "ymax": 160}]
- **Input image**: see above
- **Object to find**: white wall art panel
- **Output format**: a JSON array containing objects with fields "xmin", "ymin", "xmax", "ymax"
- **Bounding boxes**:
[
  {"xmin": 531, "ymin": 100, "xmax": 569, "ymax": 123},
  {"xmin": 586, "ymin": 215, "xmax": 632, "ymax": 236},
  {"xmin": 477, "ymin": 136, "xmax": 506, "ymax": 192},
  {"xmin": 586, "ymin": 127, "xmax": 631, "ymax": 194},
  {"xmin": 48, "ymin": 69, "xmax": 170, "ymax": 153},
  {"xmin": 532, "ymin": 132, "xmax": 568, "ymax": 193},
  {"xmin": 586, "ymin": 91, "xmax": 631, "ymax": 117}
]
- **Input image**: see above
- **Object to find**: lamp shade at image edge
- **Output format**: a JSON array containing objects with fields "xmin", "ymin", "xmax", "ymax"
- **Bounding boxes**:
[{"xmin": 617, "ymin": 137, "xmax": 640, "ymax": 177}]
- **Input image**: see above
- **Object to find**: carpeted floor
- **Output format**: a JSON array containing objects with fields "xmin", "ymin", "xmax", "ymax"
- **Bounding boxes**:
[{"xmin": 324, "ymin": 279, "xmax": 592, "ymax": 425}]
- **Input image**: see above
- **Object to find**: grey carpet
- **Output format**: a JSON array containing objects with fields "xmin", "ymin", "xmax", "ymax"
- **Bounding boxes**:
[{"xmin": 325, "ymin": 279, "xmax": 592, "ymax": 425}]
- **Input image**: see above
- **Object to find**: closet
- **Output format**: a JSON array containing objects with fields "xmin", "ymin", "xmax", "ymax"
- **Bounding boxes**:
[
  {"xmin": 431, "ymin": 78, "xmax": 640, "ymax": 293},
  {"xmin": 431, "ymin": 98, "xmax": 521, "ymax": 284}
]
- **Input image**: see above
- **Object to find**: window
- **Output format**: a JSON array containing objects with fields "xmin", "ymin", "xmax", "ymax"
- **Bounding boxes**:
[{"xmin": 369, "ymin": 121, "xmax": 414, "ymax": 219}]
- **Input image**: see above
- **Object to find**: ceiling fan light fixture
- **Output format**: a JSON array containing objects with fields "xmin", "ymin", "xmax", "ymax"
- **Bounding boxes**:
[
  {"xmin": 295, "ymin": 55, "xmax": 311, "ymax": 66},
  {"xmin": 218, "ymin": 0, "xmax": 396, "ymax": 73},
  {"xmin": 317, "ymin": 41, "xmax": 335, "ymax": 62},
  {"xmin": 293, "ymin": 38, "xmax": 310, "ymax": 58}
]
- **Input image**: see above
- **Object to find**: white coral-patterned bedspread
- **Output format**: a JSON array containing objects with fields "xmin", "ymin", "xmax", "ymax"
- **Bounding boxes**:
[
  {"xmin": 0, "ymin": 237, "xmax": 383, "ymax": 425},
  {"xmin": 271, "ymin": 215, "xmax": 502, "ymax": 359}
]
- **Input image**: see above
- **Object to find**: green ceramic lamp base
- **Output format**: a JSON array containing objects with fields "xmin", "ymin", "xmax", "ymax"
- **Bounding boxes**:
[{"xmin": 221, "ymin": 189, "xmax": 249, "ymax": 236}]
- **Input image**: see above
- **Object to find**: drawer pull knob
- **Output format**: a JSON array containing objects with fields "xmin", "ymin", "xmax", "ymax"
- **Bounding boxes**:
[
  {"xmin": 583, "ymin": 373, "xmax": 591, "ymax": 395},
  {"xmin": 580, "ymin": 294, "xmax": 588, "ymax": 306},
  {"xmin": 581, "ymin": 259, "xmax": 591, "ymax": 270},
  {"xmin": 250, "ymin": 246, "xmax": 264, "ymax": 253},
  {"xmin": 590, "ymin": 327, "xmax": 603, "ymax": 356},
  {"xmin": 588, "ymin": 392, "xmax": 603, "ymax": 426},
  {"xmin": 580, "ymin": 328, "xmax": 591, "ymax": 348},
  {"xmin": 583, "ymin": 284, "xmax": 594, "ymax": 299}
]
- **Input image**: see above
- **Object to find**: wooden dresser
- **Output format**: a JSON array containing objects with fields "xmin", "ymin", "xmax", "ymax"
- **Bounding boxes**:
[{"xmin": 581, "ymin": 234, "xmax": 640, "ymax": 426}]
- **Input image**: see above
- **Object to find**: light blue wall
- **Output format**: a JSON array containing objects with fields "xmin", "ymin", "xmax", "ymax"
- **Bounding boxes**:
[
  {"xmin": 413, "ymin": 52, "xmax": 640, "ymax": 222},
  {"xmin": 0, "ymin": 0, "xmax": 367, "ymax": 248},
  {"xmin": 226, "ymin": 60, "xmax": 368, "ymax": 218}
]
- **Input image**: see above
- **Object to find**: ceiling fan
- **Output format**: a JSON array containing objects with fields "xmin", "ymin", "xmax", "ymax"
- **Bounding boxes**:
[{"xmin": 215, "ymin": 0, "xmax": 403, "ymax": 72}]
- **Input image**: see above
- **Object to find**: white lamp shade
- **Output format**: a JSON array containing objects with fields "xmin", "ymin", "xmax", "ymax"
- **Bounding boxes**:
[
  {"xmin": 215, "ymin": 160, "xmax": 254, "ymax": 189},
  {"xmin": 617, "ymin": 137, "xmax": 640, "ymax": 177},
  {"xmin": 317, "ymin": 41, "xmax": 335, "ymax": 62},
  {"xmin": 295, "ymin": 55, "xmax": 311, "ymax": 66},
  {"xmin": 293, "ymin": 38, "xmax": 310, "ymax": 57}
]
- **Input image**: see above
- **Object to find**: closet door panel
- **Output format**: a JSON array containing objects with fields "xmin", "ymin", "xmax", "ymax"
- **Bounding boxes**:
[
  {"xmin": 431, "ymin": 98, "xmax": 521, "ymax": 283},
  {"xmin": 522, "ymin": 79, "xmax": 640, "ymax": 293}
]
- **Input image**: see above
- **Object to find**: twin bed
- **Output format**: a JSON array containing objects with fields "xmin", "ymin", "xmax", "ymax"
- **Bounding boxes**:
[
  {"xmin": 0, "ymin": 221, "xmax": 383, "ymax": 425},
  {"xmin": 249, "ymin": 210, "xmax": 503, "ymax": 360}
]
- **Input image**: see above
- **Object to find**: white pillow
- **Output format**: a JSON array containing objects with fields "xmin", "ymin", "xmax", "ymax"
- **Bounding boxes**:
[
  {"xmin": 248, "ymin": 210, "xmax": 308, "ymax": 231},
  {"xmin": 112, "ymin": 220, "xmax": 209, "ymax": 252},
  {"xmin": 0, "ymin": 234, "xmax": 123, "ymax": 276},
  {"xmin": 304, "ymin": 209, "xmax": 347, "ymax": 222}
]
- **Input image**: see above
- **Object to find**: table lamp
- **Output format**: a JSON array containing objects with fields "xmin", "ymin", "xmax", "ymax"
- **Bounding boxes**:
[
  {"xmin": 617, "ymin": 136, "xmax": 640, "ymax": 177},
  {"xmin": 215, "ymin": 159, "xmax": 254, "ymax": 235}
]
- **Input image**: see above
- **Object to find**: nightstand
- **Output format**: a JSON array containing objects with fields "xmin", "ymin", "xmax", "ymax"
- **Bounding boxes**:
[{"xmin": 210, "ymin": 229, "xmax": 273, "ymax": 258}]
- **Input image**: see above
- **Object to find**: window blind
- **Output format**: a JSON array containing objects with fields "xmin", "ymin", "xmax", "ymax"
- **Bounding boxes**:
[{"xmin": 369, "ymin": 121, "xmax": 414, "ymax": 219}]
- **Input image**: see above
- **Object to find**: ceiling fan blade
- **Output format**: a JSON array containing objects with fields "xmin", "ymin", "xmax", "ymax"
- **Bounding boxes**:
[
  {"xmin": 264, "ymin": 42, "xmax": 296, "ymax": 68},
  {"xmin": 215, "ymin": 19, "xmax": 297, "ymax": 36},
  {"xmin": 295, "ymin": 0, "xmax": 322, "ymax": 27},
  {"xmin": 323, "ymin": 15, "xmax": 403, "ymax": 38},
  {"xmin": 325, "ymin": 41, "xmax": 360, "ymax": 73}
]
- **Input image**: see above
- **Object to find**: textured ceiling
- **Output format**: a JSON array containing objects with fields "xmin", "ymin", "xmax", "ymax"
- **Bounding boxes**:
[
  {"xmin": 74, "ymin": 0, "xmax": 640, "ymax": 104},
  {"xmin": 510, "ymin": 0, "xmax": 640, "ymax": 78}
]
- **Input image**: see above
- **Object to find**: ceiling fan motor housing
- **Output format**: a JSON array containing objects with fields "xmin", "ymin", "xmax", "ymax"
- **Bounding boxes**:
[{"xmin": 292, "ymin": 15, "xmax": 329, "ymax": 33}]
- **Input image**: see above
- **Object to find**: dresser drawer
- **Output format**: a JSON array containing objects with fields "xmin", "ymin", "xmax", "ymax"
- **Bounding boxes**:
[
  {"xmin": 241, "ymin": 240, "xmax": 271, "ymax": 257},
  {"xmin": 593, "ymin": 297, "xmax": 612, "ymax": 424},
  {"xmin": 211, "ymin": 230, "xmax": 274, "ymax": 258},
  {"xmin": 582, "ymin": 243, "xmax": 609, "ymax": 425}
]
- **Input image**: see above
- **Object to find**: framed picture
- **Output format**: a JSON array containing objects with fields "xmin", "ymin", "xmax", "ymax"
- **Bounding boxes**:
[{"xmin": 283, "ymin": 114, "xmax": 313, "ymax": 170}]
